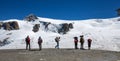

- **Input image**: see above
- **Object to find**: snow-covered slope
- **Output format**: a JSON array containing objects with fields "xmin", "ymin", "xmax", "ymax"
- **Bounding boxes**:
[{"xmin": 0, "ymin": 17, "xmax": 120, "ymax": 51}]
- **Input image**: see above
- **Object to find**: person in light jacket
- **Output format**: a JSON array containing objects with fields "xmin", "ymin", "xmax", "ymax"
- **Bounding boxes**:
[
  {"xmin": 80, "ymin": 35, "xmax": 85, "ymax": 50},
  {"xmin": 55, "ymin": 37, "xmax": 60, "ymax": 49}
]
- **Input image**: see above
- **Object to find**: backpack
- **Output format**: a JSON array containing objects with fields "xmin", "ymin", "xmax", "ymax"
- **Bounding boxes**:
[
  {"xmin": 38, "ymin": 40, "xmax": 42, "ymax": 44},
  {"xmin": 25, "ymin": 37, "xmax": 28, "ymax": 42},
  {"xmin": 38, "ymin": 38, "xmax": 42, "ymax": 44},
  {"xmin": 88, "ymin": 39, "xmax": 92, "ymax": 42},
  {"xmin": 55, "ymin": 37, "xmax": 58, "ymax": 42}
]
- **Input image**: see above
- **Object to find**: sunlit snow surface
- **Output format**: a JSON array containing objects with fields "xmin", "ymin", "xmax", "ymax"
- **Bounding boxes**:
[{"xmin": 0, "ymin": 17, "xmax": 120, "ymax": 51}]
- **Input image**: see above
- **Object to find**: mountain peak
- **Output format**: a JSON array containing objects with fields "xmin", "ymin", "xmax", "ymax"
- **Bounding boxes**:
[{"xmin": 24, "ymin": 14, "xmax": 38, "ymax": 21}]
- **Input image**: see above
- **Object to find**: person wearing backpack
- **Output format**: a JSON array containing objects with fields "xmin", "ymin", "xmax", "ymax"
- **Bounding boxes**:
[
  {"xmin": 74, "ymin": 37, "xmax": 78, "ymax": 49},
  {"xmin": 25, "ymin": 35, "xmax": 31, "ymax": 50},
  {"xmin": 87, "ymin": 38, "xmax": 92, "ymax": 50},
  {"xmin": 80, "ymin": 35, "xmax": 85, "ymax": 50},
  {"xmin": 38, "ymin": 36, "xmax": 43, "ymax": 50},
  {"xmin": 55, "ymin": 37, "xmax": 60, "ymax": 49}
]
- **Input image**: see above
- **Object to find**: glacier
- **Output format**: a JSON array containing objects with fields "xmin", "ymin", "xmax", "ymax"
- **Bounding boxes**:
[{"xmin": 0, "ymin": 17, "xmax": 120, "ymax": 51}]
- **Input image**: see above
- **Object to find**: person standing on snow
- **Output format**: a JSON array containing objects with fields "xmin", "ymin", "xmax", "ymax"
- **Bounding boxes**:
[
  {"xmin": 80, "ymin": 35, "xmax": 85, "ymax": 50},
  {"xmin": 38, "ymin": 36, "xmax": 43, "ymax": 50},
  {"xmin": 25, "ymin": 35, "xmax": 31, "ymax": 50},
  {"xmin": 87, "ymin": 38, "xmax": 92, "ymax": 50},
  {"xmin": 74, "ymin": 37, "xmax": 78, "ymax": 49},
  {"xmin": 55, "ymin": 37, "xmax": 60, "ymax": 49}
]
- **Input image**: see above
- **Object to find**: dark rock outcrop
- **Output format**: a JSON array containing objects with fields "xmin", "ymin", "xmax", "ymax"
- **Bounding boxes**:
[
  {"xmin": 0, "ymin": 22, "xmax": 3, "ymax": 29},
  {"xmin": 3, "ymin": 22, "xmax": 11, "ymax": 30},
  {"xmin": 118, "ymin": 18, "xmax": 120, "ymax": 21},
  {"xmin": 9, "ymin": 21, "xmax": 19, "ymax": 30},
  {"xmin": 69, "ymin": 23, "xmax": 73, "ymax": 29},
  {"xmin": 2, "ymin": 21, "xmax": 19, "ymax": 30},
  {"xmin": 62, "ymin": 23, "xmax": 70, "ymax": 34},
  {"xmin": 32, "ymin": 24, "xmax": 40, "ymax": 32},
  {"xmin": 116, "ymin": 8, "xmax": 120, "ymax": 16},
  {"xmin": 45, "ymin": 22, "xmax": 51, "ymax": 29},
  {"xmin": 0, "ymin": 37, "xmax": 10, "ymax": 46},
  {"xmin": 39, "ymin": 21, "xmax": 74, "ymax": 34},
  {"xmin": 25, "ymin": 14, "xmax": 38, "ymax": 21},
  {"xmin": 58, "ymin": 23, "xmax": 73, "ymax": 34}
]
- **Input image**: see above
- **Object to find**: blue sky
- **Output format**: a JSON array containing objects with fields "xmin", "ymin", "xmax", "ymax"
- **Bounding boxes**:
[{"xmin": 0, "ymin": 0, "xmax": 120, "ymax": 20}]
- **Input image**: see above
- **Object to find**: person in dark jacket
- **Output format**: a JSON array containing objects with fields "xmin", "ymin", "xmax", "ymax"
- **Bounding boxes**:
[
  {"xmin": 25, "ymin": 36, "xmax": 31, "ymax": 50},
  {"xmin": 87, "ymin": 38, "xmax": 92, "ymax": 50},
  {"xmin": 74, "ymin": 37, "xmax": 78, "ymax": 49},
  {"xmin": 55, "ymin": 37, "xmax": 60, "ymax": 49},
  {"xmin": 80, "ymin": 35, "xmax": 85, "ymax": 50},
  {"xmin": 38, "ymin": 36, "xmax": 43, "ymax": 50}
]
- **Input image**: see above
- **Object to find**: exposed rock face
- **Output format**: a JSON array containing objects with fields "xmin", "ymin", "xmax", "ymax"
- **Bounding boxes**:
[
  {"xmin": 2, "ymin": 21, "xmax": 19, "ymax": 30},
  {"xmin": 45, "ymin": 22, "xmax": 51, "ymax": 29},
  {"xmin": 25, "ymin": 14, "xmax": 38, "ymax": 21},
  {"xmin": 62, "ymin": 23, "xmax": 70, "ymax": 34},
  {"xmin": 3, "ymin": 22, "xmax": 11, "ymax": 30},
  {"xmin": 117, "ymin": 8, "xmax": 120, "ymax": 16},
  {"xmin": 0, "ymin": 37, "xmax": 10, "ymax": 46},
  {"xmin": 39, "ymin": 21, "xmax": 74, "ymax": 34},
  {"xmin": 69, "ymin": 23, "xmax": 73, "ymax": 29},
  {"xmin": 32, "ymin": 24, "xmax": 40, "ymax": 32},
  {"xmin": 9, "ymin": 21, "xmax": 19, "ymax": 30},
  {"xmin": 14, "ymin": 21, "xmax": 19, "ymax": 30},
  {"xmin": 118, "ymin": 18, "xmax": 120, "ymax": 21},
  {"xmin": 0, "ymin": 22, "xmax": 3, "ymax": 29},
  {"xmin": 39, "ymin": 21, "xmax": 51, "ymax": 30},
  {"xmin": 58, "ymin": 23, "xmax": 73, "ymax": 34}
]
